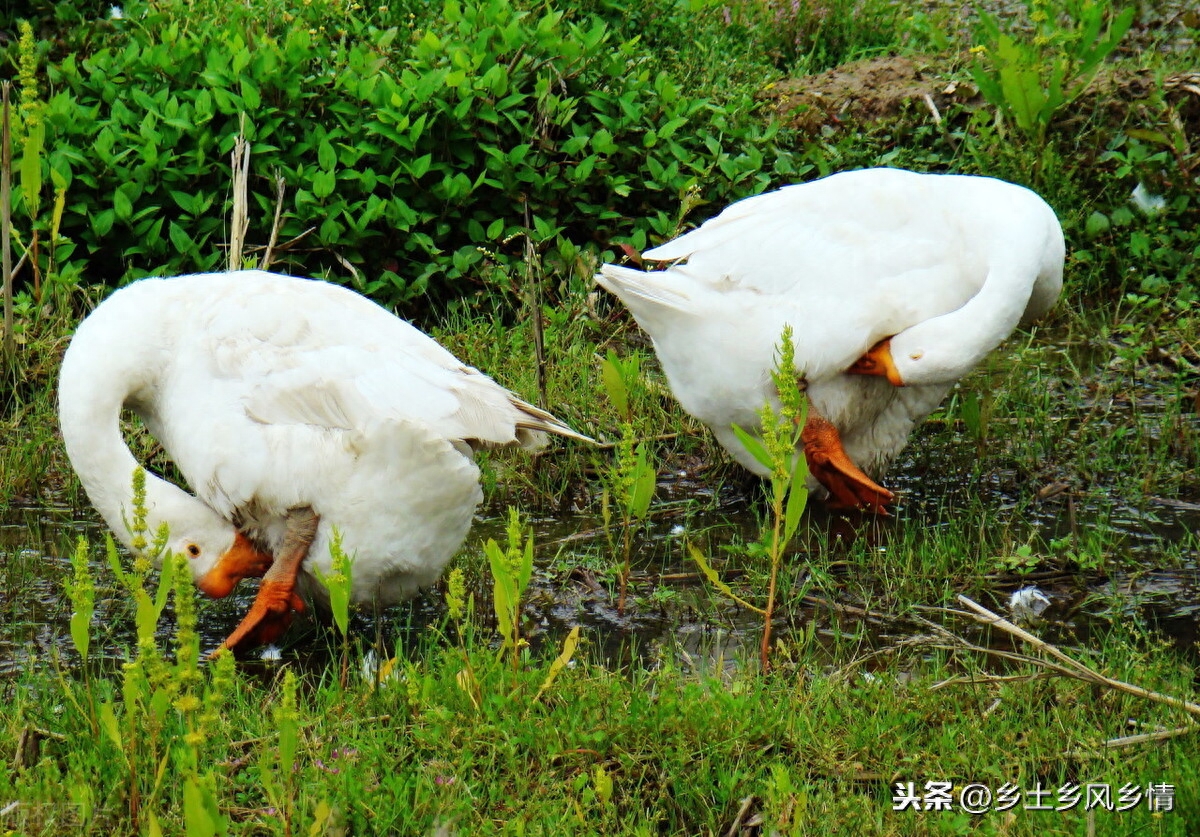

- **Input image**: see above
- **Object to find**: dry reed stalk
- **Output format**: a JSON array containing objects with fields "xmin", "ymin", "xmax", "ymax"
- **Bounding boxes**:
[
  {"xmin": 262, "ymin": 171, "xmax": 286, "ymax": 270},
  {"xmin": 522, "ymin": 198, "xmax": 547, "ymax": 411},
  {"xmin": 956, "ymin": 594, "xmax": 1200, "ymax": 718},
  {"xmin": 228, "ymin": 123, "xmax": 250, "ymax": 271}
]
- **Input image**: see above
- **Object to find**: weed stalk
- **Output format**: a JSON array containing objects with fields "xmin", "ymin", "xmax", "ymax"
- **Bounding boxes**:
[
  {"xmin": 691, "ymin": 327, "xmax": 809, "ymax": 672},
  {"xmin": 1, "ymin": 81, "xmax": 11, "ymax": 364},
  {"xmin": 485, "ymin": 507, "xmax": 534, "ymax": 675},
  {"xmin": 315, "ymin": 528, "xmax": 355, "ymax": 690},
  {"xmin": 599, "ymin": 349, "xmax": 655, "ymax": 615}
]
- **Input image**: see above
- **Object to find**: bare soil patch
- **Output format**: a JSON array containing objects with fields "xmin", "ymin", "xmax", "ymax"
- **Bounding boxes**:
[{"xmin": 760, "ymin": 54, "xmax": 1200, "ymax": 138}]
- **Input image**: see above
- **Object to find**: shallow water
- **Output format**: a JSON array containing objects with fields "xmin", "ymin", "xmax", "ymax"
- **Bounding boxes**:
[
  {"xmin": 3, "ymin": 377, "xmax": 1199, "ymax": 678},
  {"xmin": 3, "ymin": 446, "xmax": 1196, "ymax": 682}
]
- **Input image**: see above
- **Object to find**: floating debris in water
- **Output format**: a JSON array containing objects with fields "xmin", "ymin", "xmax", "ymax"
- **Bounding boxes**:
[{"xmin": 1009, "ymin": 587, "xmax": 1052, "ymax": 624}]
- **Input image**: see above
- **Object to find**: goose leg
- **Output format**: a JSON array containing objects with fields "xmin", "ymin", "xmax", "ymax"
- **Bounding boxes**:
[
  {"xmin": 219, "ymin": 507, "xmax": 319, "ymax": 653},
  {"xmin": 801, "ymin": 411, "xmax": 895, "ymax": 515}
]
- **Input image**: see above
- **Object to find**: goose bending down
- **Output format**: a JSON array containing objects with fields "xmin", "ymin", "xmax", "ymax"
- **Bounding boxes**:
[
  {"xmin": 58, "ymin": 270, "xmax": 590, "ymax": 651},
  {"xmin": 596, "ymin": 168, "xmax": 1064, "ymax": 512}
]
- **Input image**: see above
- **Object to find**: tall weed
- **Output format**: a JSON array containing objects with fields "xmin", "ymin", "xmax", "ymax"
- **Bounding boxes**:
[{"xmin": 969, "ymin": 0, "xmax": 1134, "ymax": 148}]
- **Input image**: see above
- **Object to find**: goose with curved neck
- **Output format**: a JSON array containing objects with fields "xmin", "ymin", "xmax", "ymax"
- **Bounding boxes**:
[
  {"xmin": 59, "ymin": 270, "xmax": 590, "ymax": 651},
  {"xmin": 596, "ymin": 168, "xmax": 1064, "ymax": 512}
]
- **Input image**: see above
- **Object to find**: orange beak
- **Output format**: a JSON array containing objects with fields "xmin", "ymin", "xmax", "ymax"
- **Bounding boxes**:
[
  {"xmin": 196, "ymin": 532, "xmax": 275, "ymax": 599},
  {"xmin": 847, "ymin": 338, "xmax": 905, "ymax": 386}
]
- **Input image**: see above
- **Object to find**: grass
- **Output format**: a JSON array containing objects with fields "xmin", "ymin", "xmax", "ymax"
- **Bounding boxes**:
[
  {"xmin": 2, "ymin": 222, "xmax": 1196, "ymax": 836},
  {"xmin": 1, "ymin": 0, "xmax": 1199, "ymax": 834},
  {"xmin": 2, "ymin": 541, "xmax": 1197, "ymax": 835}
]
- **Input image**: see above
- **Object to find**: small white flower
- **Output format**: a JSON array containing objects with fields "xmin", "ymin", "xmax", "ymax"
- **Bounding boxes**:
[
  {"xmin": 110, "ymin": 5, "xmax": 124, "ymax": 18},
  {"xmin": 259, "ymin": 644, "xmax": 283, "ymax": 662},
  {"xmin": 1009, "ymin": 587, "xmax": 1051, "ymax": 623},
  {"xmin": 1130, "ymin": 182, "xmax": 1166, "ymax": 217}
]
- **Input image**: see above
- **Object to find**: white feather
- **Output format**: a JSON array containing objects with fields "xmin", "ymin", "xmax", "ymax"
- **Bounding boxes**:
[
  {"xmin": 597, "ymin": 168, "xmax": 1064, "ymax": 489},
  {"xmin": 58, "ymin": 271, "xmax": 588, "ymax": 608}
]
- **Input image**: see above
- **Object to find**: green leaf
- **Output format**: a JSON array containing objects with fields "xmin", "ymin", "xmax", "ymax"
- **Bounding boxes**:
[
  {"xmin": 69, "ymin": 607, "xmax": 91, "ymax": 664},
  {"xmin": 1085, "ymin": 211, "xmax": 1110, "ymax": 237},
  {"xmin": 90, "ymin": 209, "xmax": 115, "ymax": 238},
  {"xmin": 407, "ymin": 154, "xmax": 432, "ymax": 179},
  {"xmin": 113, "ymin": 188, "xmax": 134, "ymax": 223},
  {"xmin": 961, "ymin": 390, "xmax": 982, "ymax": 438},
  {"xmin": 731, "ymin": 424, "xmax": 773, "ymax": 471},
  {"xmin": 20, "ymin": 121, "xmax": 46, "ymax": 220},
  {"xmin": 573, "ymin": 154, "xmax": 597, "ymax": 182},
  {"xmin": 519, "ymin": 534, "xmax": 534, "ymax": 591},
  {"xmin": 312, "ymin": 169, "xmax": 336, "ymax": 199},
  {"xmin": 240, "ymin": 77, "xmax": 262, "ymax": 110},
  {"xmin": 169, "ymin": 222, "xmax": 196, "ymax": 256},
  {"xmin": 486, "ymin": 540, "xmax": 515, "ymax": 645},
  {"xmin": 783, "ymin": 456, "xmax": 809, "ymax": 544},
  {"xmin": 600, "ymin": 352, "xmax": 629, "ymax": 419},
  {"xmin": 687, "ymin": 544, "xmax": 764, "ymax": 614},
  {"xmin": 98, "ymin": 701, "xmax": 124, "ymax": 751},
  {"xmin": 629, "ymin": 445, "xmax": 656, "ymax": 520},
  {"xmin": 591, "ymin": 128, "xmax": 616, "ymax": 154},
  {"xmin": 183, "ymin": 776, "xmax": 220, "ymax": 837},
  {"xmin": 170, "ymin": 190, "xmax": 198, "ymax": 214},
  {"xmin": 531, "ymin": 214, "xmax": 562, "ymax": 242},
  {"xmin": 317, "ymin": 139, "xmax": 337, "ymax": 172},
  {"xmin": 533, "ymin": 625, "xmax": 580, "ymax": 703}
]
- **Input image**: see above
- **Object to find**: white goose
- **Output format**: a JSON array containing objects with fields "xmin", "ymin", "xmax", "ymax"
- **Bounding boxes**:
[
  {"xmin": 58, "ymin": 270, "xmax": 590, "ymax": 650},
  {"xmin": 596, "ymin": 168, "xmax": 1064, "ymax": 512}
]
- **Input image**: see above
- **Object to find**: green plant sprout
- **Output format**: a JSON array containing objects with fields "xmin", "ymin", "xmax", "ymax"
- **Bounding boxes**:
[
  {"xmin": 60, "ymin": 468, "xmax": 238, "ymax": 833},
  {"xmin": 485, "ymin": 507, "xmax": 535, "ymax": 672},
  {"xmin": 64, "ymin": 534, "xmax": 94, "ymax": 667},
  {"xmin": 599, "ymin": 349, "xmax": 656, "ymax": 615},
  {"xmin": 690, "ymin": 326, "xmax": 809, "ymax": 673},
  {"xmin": 315, "ymin": 527, "xmax": 355, "ymax": 688},
  {"xmin": 260, "ymin": 669, "xmax": 301, "ymax": 837},
  {"xmin": 439, "ymin": 565, "xmax": 483, "ymax": 707}
]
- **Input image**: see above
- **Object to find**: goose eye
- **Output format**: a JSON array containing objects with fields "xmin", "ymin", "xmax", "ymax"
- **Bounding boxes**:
[{"xmin": 186, "ymin": 543, "xmax": 201, "ymax": 558}]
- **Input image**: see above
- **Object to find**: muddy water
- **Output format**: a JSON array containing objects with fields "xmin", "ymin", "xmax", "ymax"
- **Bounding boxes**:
[{"xmin": 2, "ymin": 442, "xmax": 1196, "ymax": 680}]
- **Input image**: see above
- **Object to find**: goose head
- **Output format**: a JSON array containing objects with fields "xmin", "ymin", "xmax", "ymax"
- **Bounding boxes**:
[{"xmin": 133, "ymin": 490, "xmax": 274, "ymax": 597}]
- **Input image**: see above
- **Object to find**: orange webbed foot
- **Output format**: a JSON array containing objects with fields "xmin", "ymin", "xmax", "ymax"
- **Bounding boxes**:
[
  {"xmin": 801, "ymin": 411, "xmax": 895, "ymax": 515},
  {"xmin": 221, "ymin": 580, "xmax": 307, "ymax": 651},
  {"xmin": 214, "ymin": 507, "xmax": 320, "ymax": 654}
]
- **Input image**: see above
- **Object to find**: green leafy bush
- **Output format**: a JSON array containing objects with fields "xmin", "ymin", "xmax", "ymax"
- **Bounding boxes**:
[{"xmin": 20, "ymin": 0, "xmax": 799, "ymax": 306}]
